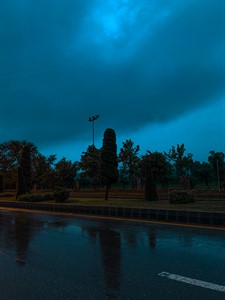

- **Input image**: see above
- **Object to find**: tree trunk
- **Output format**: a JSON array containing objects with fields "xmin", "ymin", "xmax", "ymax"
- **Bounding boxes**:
[
  {"xmin": 144, "ymin": 164, "xmax": 158, "ymax": 201},
  {"xmin": 0, "ymin": 174, "xmax": 4, "ymax": 193},
  {"xmin": 105, "ymin": 185, "xmax": 109, "ymax": 200},
  {"xmin": 204, "ymin": 177, "xmax": 210, "ymax": 189},
  {"xmin": 16, "ymin": 166, "xmax": 27, "ymax": 200}
]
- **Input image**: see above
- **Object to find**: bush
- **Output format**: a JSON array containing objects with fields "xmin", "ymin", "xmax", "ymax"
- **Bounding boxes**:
[
  {"xmin": 17, "ymin": 193, "xmax": 54, "ymax": 202},
  {"xmin": 169, "ymin": 190, "xmax": 195, "ymax": 204},
  {"xmin": 17, "ymin": 190, "xmax": 70, "ymax": 202},
  {"xmin": 52, "ymin": 190, "xmax": 70, "ymax": 203},
  {"xmin": 0, "ymin": 192, "xmax": 14, "ymax": 198}
]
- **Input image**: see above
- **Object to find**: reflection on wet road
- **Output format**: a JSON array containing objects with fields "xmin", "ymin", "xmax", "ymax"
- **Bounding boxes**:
[{"xmin": 0, "ymin": 210, "xmax": 225, "ymax": 299}]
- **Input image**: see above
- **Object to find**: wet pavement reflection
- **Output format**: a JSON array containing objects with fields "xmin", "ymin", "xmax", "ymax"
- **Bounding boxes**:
[
  {"xmin": 0, "ymin": 213, "xmax": 41, "ymax": 266},
  {"xmin": 0, "ymin": 210, "xmax": 225, "ymax": 300}
]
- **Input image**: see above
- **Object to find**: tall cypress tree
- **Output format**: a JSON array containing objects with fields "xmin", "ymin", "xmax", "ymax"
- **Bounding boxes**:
[
  {"xmin": 16, "ymin": 145, "xmax": 32, "ymax": 199},
  {"xmin": 20, "ymin": 145, "xmax": 32, "ymax": 192},
  {"xmin": 16, "ymin": 165, "xmax": 26, "ymax": 199},
  {"xmin": 100, "ymin": 128, "xmax": 118, "ymax": 200}
]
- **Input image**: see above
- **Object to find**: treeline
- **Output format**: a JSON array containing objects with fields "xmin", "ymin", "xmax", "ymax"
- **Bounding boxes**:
[
  {"xmin": 0, "ymin": 140, "xmax": 77, "ymax": 190},
  {"xmin": 0, "ymin": 137, "xmax": 224, "ymax": 192},
  {"xmin": 79, "ymin": 140, "xmax": 225, "ymax": 190}
]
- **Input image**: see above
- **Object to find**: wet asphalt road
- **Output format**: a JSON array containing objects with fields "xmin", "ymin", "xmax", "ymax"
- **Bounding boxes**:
[{"xmin": 0, "ymin": 210, "xmax": 225, "ymax": 299}]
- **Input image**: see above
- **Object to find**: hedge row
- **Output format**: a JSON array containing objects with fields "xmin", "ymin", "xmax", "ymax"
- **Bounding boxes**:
[{"xmin": 17, "ymin": 190, "xmax": 70, "ymax": 203}]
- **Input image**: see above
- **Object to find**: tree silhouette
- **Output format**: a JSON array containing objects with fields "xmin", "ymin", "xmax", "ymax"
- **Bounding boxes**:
[
  {"xmin": 19, "ymin": 145, "xmax": 32, "ymax": 192},
  {"xmin": 140, "ymin": 150, "xmax": 170, "ymax": 184},
  {"xmin": 118, "ymin": 139, "xmax": 140, "ymax": 188},
  {"xmin": 99, "ymin": 128, "xmax": 118, "ymax": 200},
  {"xmin": 0, "ymin": 140, "xmax": 38, "ymax": 189},
  {"xmin": 32, "ymin": 153, "xmax": 57, "ymax": 189},
  {"xmin": 16, "ymin": 165, "xmax": 26, "ymax": 199},
  {"xmin": 190, "ymin": 161, "xmax": 212, "ymax": 188},
  {"xmin": 16, "ymin": 145, "xmax": 32, "ymax": 199},
  {"xmin": 144, "ymin": 163, "xmax": 158, "ymax": 201},
  {"xmin": 54, "ymin": 157, "xmax": 77, "ymax": 188},
  {"xmin": 0, "ymin": 173, "xmax": 4, "ymax": 192},
  {"xmin": 165, "ymin": 144, "xmax": 193, "ymax": 177},
  {"xmin": 79, "ymin": 145, "xmax": 100, "ymax": 188},
  {"xmin": 208, "ymin": 151, "xmax": 225, "ymax": 189}
]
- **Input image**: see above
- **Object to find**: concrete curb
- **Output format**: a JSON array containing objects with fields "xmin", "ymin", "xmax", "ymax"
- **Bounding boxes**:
[{"xmin": 0, "ymin": 201, "xmax": 225, "ymax": 227}]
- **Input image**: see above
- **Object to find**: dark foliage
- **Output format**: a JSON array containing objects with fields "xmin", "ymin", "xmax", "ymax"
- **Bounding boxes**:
[
  {"xmin": 0, "ymin": 192, "xmax": 14, "ymax": 197},
  {"xmin": 0, "ymin": 140, "xmax": 38, "ymax": 189},
  {"xmin": 208, "ymin": 151, "xmax": 225, "ymax": 189},
  {"xmin": 79, "ymin": 145, "xmax": 101, "ymax": 188},
  {"xmin": 0, "ymin": 173, "xmax": 4, "ymax": 192},
  {"xmin": 165, "ymin": 144, "xmax": 193, "ymax": 177},
  {"xmin": 32, "ymin": 154, "xmax": 57, "ymax": 190},
  {"xmin": 169, "ymin": 190, "xmax": 195, "ymax": 204},
  {"xmin": 118, "ymin": 139, "xmax": 140, "ymax": 188},
  {"xmin": 54, "ymin": 158, "xmax": 76, "ymax": 189},
  {"xmin": 144, "ymin": 163, "xmax": 158, "ymax": 201},
  {"xmin": 99, "ymin": 128, "xmax": 118, "ymax": 200},
  {"xmin": 52, "ymin": 190, "xmax": 70, "ymax": 203},
  {"xmin": 19, "ymin": 145, "xmax": 32, "ymax": 192},
  {"xmin": 17, "ymin": 193, "xmax": 53, "ymax": 202},
  {"xmin": 17, "ymin": 190, "xmax": 70, "ymax": 202},
  {"xmin": 16, "ymin": 166, "xmax": 26, "ymax": 199}
]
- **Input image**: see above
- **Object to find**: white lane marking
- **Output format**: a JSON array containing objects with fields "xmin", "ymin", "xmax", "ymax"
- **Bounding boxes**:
[{"xmin": 158, "ymin": 272, "xmax": 225, "ymax": 292}]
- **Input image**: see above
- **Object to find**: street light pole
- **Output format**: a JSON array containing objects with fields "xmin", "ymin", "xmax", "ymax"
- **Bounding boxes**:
[{"xmin": 88, "ymin": 114, "xmax": 99, "ymax": 146}]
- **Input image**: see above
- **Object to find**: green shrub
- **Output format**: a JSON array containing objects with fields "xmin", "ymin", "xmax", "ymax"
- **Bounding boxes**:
[
  {"xmin": 169, "ymin": 190, "xmax": 195, "ymax": 204},
  {"xmin": 17, "ymin": 194, "xmax": 37, "ymax": 202},
  {"xmin": 52, "ymin": 190, "xmax": 70, "ymax": 203},
  {"xmin": 41, "ymin": 193, "xmax": 54, "ymax": 201},
  {"xmin": 17, "ymin": 193, "xmax": 54, "ymax": 202},
  {"xmin": 17, "ymin": 190, "xmax": 70, "ymax": 202},
  {"xmin": 0, "ymin": 192, "xmax": 14, "ymax": 198}
]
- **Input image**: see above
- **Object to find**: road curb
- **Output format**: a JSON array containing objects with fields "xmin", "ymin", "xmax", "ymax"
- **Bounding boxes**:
[{"xmin": 0, "ymin": 201, "xmax": 225, "ymax": 227}]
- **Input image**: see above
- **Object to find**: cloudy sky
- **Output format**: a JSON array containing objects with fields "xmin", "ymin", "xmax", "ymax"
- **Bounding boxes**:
[{"xmin": 0, "ymin": 0, "xmax": 224, "ymax": 162}]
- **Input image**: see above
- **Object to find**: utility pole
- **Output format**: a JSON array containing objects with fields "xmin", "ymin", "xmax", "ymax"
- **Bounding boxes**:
[{"xmin": 88, "ymin": 114, "xmax": 99, "ymax": 146}]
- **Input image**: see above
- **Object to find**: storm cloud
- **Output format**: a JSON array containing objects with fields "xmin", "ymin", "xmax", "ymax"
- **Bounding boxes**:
[{"xmin": 0, "ymin": 0, "xmax": 224, "ymax": 147}]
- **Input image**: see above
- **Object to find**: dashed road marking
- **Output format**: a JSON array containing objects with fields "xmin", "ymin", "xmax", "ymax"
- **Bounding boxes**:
[{"xmin": 158, "ymin": 272, "xmax": 225, "ymax": 292}]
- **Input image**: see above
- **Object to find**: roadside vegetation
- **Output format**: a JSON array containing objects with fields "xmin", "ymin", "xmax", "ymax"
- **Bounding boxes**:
[{"xmin": 0, "ymin": 131, "xmax": 224, "ymax": 212}]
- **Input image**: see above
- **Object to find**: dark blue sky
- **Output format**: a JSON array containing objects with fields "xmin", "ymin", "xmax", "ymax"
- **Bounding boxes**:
[{"xmin": 0, "ymin": 0, "xmax": 224, "ymax": 161}]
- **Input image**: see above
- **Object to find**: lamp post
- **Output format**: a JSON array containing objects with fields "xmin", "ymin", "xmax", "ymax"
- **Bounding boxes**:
[{"xmin": 88, "ymin": 114, "xmax": 99, "ymax": 146}]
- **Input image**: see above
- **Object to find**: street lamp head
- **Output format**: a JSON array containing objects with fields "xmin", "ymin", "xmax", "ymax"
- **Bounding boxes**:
[
  {"xmin": 88, "ymin": 114, "xmax": 100, "ymax": 146},
  {"xmin": 88, "ymin": 114, "xmax": 100, "ymax": 122}
]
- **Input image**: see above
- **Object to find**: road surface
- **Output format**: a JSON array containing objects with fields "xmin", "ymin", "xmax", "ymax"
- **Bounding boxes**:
[{"xmin": 0, "ymin": 210, "xmax": 224, "ymax": 299}]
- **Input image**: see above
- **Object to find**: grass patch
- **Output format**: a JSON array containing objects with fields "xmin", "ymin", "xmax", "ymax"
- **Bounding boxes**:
[
  {"xmin": 65, "ymin": 197, "xmax": 225, "ymax": 212},
  {"xmin": 0, "ymin": 193, "xmax": 225, "ymax": 213}
]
